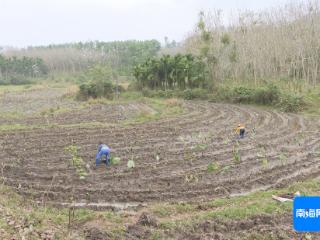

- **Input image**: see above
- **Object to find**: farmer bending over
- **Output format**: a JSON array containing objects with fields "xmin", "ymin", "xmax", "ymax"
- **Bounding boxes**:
[
  {"xmin": 96, "ymin": 142, "xmax": 111, "ymax": 167},
  {"xmin": 235, "ymin": 124, "xmax": 245, "ymax": 139}
]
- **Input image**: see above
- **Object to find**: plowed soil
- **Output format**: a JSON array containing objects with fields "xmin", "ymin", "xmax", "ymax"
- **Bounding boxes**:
[{"xmin": 1, "ymin": 101, "xmax": 320, "ymax": 205}]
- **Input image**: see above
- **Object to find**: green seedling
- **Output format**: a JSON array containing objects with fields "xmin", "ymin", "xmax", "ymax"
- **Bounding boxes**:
[
  {"xmin": 221, "ymin": 165, "xmax": 231, "ymax": 173},
  {"xmin": 185, "ymin": 173, "xmax": 198, "ymax": 183},
  {"xmin": 196, "ymin": 143, "xmax": 208, "ymax": 151},
  {"xmin": 184, "ymin": 151, "xmax": 193, "ymax": 161},
  {"xmin": 207, "ymin": 162, "xmax": 220, "ymax": 173},
  {"xmin": 262, "ymin": 158, "xmax": 269, "ymax": 168},
  {"xmin": 110, "ymin": 156, "xmax": 121, "ymax": 165},
  {"xmin": 279, "ymin": 153, "xmax": 287, "ymax": 165},
  {"xmin": 233, "ymin": 143, "xmax": 241, "ymax": 163},
  {"xmin": 64, "ymin": 144, "xmax": 88, "ymax": 179},
  {"xmin": 195, "ymin": 143, "xmax": 208, "ymax": 157},
  {"xmin": 127, "ymin": 159, "xmax": 135, "ymax": 169}
]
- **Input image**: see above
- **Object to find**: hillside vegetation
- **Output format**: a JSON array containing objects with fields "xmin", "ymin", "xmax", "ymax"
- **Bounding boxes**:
[{"xmin": 1, "ymin": 1, "xmax": 320, "ymax": 112}]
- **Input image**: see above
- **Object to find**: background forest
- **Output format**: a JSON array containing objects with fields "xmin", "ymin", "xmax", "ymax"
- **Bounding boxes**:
[{"xmin": 1, "ymin": 1, "xmax": 319, "ymax": 111}]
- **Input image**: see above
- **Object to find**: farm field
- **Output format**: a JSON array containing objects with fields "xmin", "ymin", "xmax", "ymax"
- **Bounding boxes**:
[
  {"xmin": 2, "ymin": 0, "xmax": 320, "ymax": 238},
  {"xmin": 1, "ymin": 86, "xmax": 320, "ymax": 239}
]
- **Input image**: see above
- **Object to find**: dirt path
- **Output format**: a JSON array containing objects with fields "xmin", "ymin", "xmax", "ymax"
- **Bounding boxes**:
[{"xmin": 1, "ymin": 101, "xmax": 320, "ymax": 206}]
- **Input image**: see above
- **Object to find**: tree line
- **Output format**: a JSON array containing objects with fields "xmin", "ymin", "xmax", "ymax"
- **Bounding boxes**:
[
  {"xmin": 184, "ymin": 1, "xmax": 320, "ymax": 88},
  {"xmin": 133, "ymin": 54, "xmax": 207, "ymax": 90},
  {"xmin": 0, "ymin": 55, "xmax": 48, "ymax": 84},
  {"xmin": 4, "ymin": 40, "xmax": 161, "ymax": 76}
]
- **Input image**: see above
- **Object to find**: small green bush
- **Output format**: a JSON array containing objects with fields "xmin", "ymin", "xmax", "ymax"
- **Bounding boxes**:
[
  {"xmin": 277, "ymin": 94, "xmax": 305, "ymax": 112},
  {"xmin": 209, "ymin": 87, "xmax": 233, "ymax": 102},
  {"xmin": 229, "ymin": 84, "xmax": 281, "ymax": 105},
  {"xmin": 232, "ymin": 86, "xmax": 254, "ymax": 103},
  {"xmin": 252, "ymin": 84, "xmax": 280, "ymax": 105},
  {"xmin": 78, "ymin": 81, "xmax": 114, "ymax": 100}
]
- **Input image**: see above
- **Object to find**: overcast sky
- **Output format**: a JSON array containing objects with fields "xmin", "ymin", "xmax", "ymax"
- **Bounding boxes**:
[{"xmin": 0, "ymin": 0, "xmax": 297, "ymax": 47}]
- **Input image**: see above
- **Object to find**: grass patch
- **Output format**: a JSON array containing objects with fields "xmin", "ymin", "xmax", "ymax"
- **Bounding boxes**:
[
  {"xmin": 0, "ymin": 184, "xmax": 127, "ymax": 239},
  {"xmin": 0, "ymin": 84, "xmax": 42, "ymax": 95},
  {"xmin": 155, "ymin": 179, "xmax": 320, "ymax": 232},
  {"xmin": 151, "ymin": 204, "xmax": 175, "ymax": 217},
  {"xmin": 303, "ymin": 86, "xmax": 320, "ymax": 116},
  {"xmin": 0, "ymin": 122, "xmax": 116, "ymax": 132},
  {"xmin": 123, "ymin": 98, "xmax": 184, "ymax": 125},
  {"xmin": 0, "ymin": 178, "xmax": 320, "ymax": 238},
  {"xmin": 0, "ymin": 111, "xmax": 25, "ymax": 119},
  {"xmin": 39, "ymin": 106, "xmax": 73, "ymax": 117},
  {"xmin": 0, "ymin": 124, "xmax": 33, "ymax": 131},
  {"xmin": 205, "ymin": 190, "xmax": 292, "ymax": 220}
]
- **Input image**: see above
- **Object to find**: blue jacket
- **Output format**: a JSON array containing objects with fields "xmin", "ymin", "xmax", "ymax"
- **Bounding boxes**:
[
  {"xmin": 96, "ymin": 144, "xmax": 110, "ymax": 161},
  {"xmin": 98, "ymin": 144, "xmax": 110, "ymax": 153}
]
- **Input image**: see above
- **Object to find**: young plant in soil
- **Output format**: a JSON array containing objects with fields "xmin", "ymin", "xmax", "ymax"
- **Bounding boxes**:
[
  {"xmin": 64, "ymin": 145, "xmax": 88, "ymax": 179},
  {"xmin": 110, "ymin": 156, "xmax": 121, "ymax": 165},
  {"xmin": 257, "ymin": 147, "xmax": 266, "ymax": 158},
  {"xmin": 195, "ymin": 143, "xmax": 208, "ymax": 157},
  {"xmin": 233, "ymin": 142, "xmax": 241, "ymax": 163},
  {"xmin": 127, "ymin": 147, "xmax": 135, "ymax": 169},
  {"xmin": 257, "ymin": 147, "xmax": 269, "ymax": 168},
  {"xmin": 261, "ymin": 158, "xmax": 269, "ymax": 168},
  {"xmin": 207, "ymin": 162, "xmax": 220, "ymax": 173},
  {"xmin": 279, "ymin": 153, "xmax": 288, "ymax": 166},
  {"xmin": 184, "ymin": 148, "xmax": 195, "ymax": 166},
  {"xmin": 185, "ymin": 173, "xmax": 198, "ymax": 183},
  {"xmin": 221, "ymin": 165, "xmax": 231, "ymax": 173},
  {"xmin": 127, "ymin": 158, "xmax": 135, "ymax": 169}
]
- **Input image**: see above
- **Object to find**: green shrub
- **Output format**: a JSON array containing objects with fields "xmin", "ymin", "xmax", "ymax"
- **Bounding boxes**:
[
  {"xmin": 164, "ymin": 89, "xmax": 177, "ymax": 98},
  {"xmin": 9, "ymin": 76, "xmax": 33, "ymax": 85},
  {"xmin": 128, "ymin": 81, "xmax": 143, "ymax": 91},
  {"xmin": 252, "ymin": 84, "xmax": 280, "ymax": 105},
  {"xmin": 0, "ymin": 76, "xmax": 33, "ymax": 85},
  {"xmin": 142, "ymin": 89, "xmax": 193, "ymax": 99},
  {"xmin": 153, "ymin": 90, "xmax": 167, "ymax": 98},
  {"xmin": 142, "ymin": 87, "xmax": 152, "ymax": 97},
  {"xmin": 232, "ymin": 86, "xmax": 254, "ymax": 103},
  {"xmin": 277, "ymin": 94, "xmax": 305, "ymax": 112},
  {"xmin": 181, "ymin": 88, "xmax": 209, "ymax": 100},
  {"xmin": 230, "ymin": 84, "xmax": 280, "ymax": 105},
  {"xmin": 209, "ymin": 87, "xmax": 233, "ymax": 102},
  {"xmin": 78, "ymin": 81, "xmax": 114, "ymax": 100}
]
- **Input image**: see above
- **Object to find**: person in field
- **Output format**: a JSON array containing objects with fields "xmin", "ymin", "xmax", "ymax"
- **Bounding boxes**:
[
  {"xmin": 235, "ymin": 124, "xmax": 245, "ymax": 139},
  {"xmin": 95, "ymin": 142, "xmax": 111, "ymax": 167}
]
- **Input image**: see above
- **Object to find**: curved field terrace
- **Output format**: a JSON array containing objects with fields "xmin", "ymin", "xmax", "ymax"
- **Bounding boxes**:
[{"xmin": 1, "ymin": 101, "xmax": 320, "ymax": 207}]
